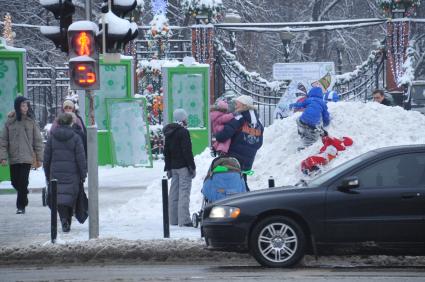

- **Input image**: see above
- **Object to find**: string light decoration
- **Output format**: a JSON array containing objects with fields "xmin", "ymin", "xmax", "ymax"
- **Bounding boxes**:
[
  {"xmin": 386, "ymin": 20, "xmax": 410, "ymax": 89},
  {"xmin": 2, "ymin": 13, "xmax": 14, "ymax": 46}
]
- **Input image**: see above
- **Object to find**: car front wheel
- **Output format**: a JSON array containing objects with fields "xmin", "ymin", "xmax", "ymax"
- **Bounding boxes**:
[{"xmin": 250, "ymin": 216, "xmax": 305, "ymax": 267}]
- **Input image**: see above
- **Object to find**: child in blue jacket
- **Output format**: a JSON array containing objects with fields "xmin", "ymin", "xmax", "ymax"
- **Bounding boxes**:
[{"xmin": 290, "ymin": 87, "xmax": 330, "ymax": 149}]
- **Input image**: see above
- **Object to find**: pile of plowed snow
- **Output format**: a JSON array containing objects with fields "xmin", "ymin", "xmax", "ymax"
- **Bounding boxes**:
[{"xmin": 118, "ymin": 101, "xmax": 425, "ymax": 220}]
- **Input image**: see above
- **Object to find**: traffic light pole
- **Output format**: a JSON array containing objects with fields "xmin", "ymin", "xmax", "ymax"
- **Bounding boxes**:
[
  {"xmin": 85, "ymin": 0, "xmax": 92, "ymax": 21},
  {"xmin": 87, "ymin": 89, "xmax": 99, "ymax": 239}
]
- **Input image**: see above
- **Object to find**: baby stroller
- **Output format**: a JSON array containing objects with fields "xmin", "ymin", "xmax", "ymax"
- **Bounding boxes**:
[{"xmin": 191, "ymin": 156, "xmax": 247, "ymax": 228}]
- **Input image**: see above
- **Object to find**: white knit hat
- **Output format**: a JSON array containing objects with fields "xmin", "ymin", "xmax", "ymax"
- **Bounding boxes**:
[
  {"xmin": 63, "ymin": 100, "xmax": 75, "ymax": 109},
  {"xmin": 173, "ymin": 108, "xmax": 188, "ymax": 122},
  {"xmin": 235, "ymin": 95, "xmax": 254, "ymax": 108}
]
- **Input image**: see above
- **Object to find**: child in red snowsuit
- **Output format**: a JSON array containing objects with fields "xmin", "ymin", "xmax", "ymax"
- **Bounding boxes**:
[
  {"xmin": 210, "ymin": 100, "xmax": 234, "ymax": 155},
  {"xmin": 301, "ymin": 132, "xmax": 353, "ymax": 174}
]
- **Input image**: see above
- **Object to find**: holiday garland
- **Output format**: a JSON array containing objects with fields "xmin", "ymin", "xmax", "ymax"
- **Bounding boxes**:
[
  {"xmin": 377, "ymin": 0, "xmax": 420, "ymax": 16},
  {"xmin": 181, "ymin": 0, "xmax": 225, "ymax": 22},
  {"xmin": 2, "ymin": 13, "xmax": 14, "ymax": 46},
  {"xmin": 377, "ymin": 0, "xmax": 420, "ymax": 10},
  {"xmin": 145, "ymin": 13, "xmax": 172, "ymax": 59},
  {"xmin": 136, "ymin": 59, "xmax": 178, "ymax": 125}
]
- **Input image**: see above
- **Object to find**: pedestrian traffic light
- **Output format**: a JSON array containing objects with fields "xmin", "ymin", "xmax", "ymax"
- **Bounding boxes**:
[
  {"xmin": 101, "ymin": 0, "xmax": 137, "ymax": 17},
  {"xmin": 99, "ymin": 0, "xmax": 139, "ymax": 54},
  {"xmin": 68, "ymin": 21, "xmax": 100, "ymax": 90},
  {"xmin": 39, "ymin": 0, "xmax": 75, "ymax": 53}
]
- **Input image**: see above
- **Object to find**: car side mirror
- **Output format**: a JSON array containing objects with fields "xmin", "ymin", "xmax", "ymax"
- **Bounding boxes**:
[{"xmin": 338, "ymin": 176, "xmax": 359, "ymax": 190}]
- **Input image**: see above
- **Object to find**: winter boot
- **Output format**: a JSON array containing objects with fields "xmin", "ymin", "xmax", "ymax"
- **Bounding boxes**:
[
  {"xmin": 61, "ymin": 218, "xmax": 70, "ymax": 233},
  {"xmin": 16, "ymin": 208, "xmax": 25, "ymax": 214}
]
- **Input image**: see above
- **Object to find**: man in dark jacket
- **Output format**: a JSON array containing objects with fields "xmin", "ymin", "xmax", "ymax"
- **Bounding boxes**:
[
  {"xmin": 290, "ymin": 87, "xmax": 330, "ymax": 149},
  {"xmin": 372, "ymin": 89, "xmax": 393, "ymax": 106},
  {"xmin": 163, "ymin": 109, "xmax": 196, "ymax": 227},
  {"xmin": 44, "ymin": 113, "xmax": 87, "ymax": 232}
]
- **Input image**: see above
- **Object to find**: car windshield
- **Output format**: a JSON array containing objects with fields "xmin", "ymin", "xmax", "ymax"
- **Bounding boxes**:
[{"xmin": 306, "ymin": 151, "xmax": 377, "ymax": 187}]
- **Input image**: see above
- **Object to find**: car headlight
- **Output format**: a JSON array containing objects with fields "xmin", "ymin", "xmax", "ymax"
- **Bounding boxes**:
[{"xmin": 209, "ymin": 206, "xmax": 240, "ymax": 219}]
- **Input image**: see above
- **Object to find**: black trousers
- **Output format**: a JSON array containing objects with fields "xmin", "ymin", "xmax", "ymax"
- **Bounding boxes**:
[
  {"xmin": 10, "ymin": 164, "xmax": 31, "ymax": 209},
  {"xmin": 58, "ymin": 205, "xmax": 73, "ymax": 225}
]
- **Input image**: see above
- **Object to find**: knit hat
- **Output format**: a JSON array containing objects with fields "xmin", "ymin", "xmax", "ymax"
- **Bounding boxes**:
[
  {"xmin": 312, "ymin": 73, "xmax": 332, "ymax": 90},
  {"xmin": 173, "ymin": 108, "xmax": 188, "ymax": 122},
  {"xmin": 63, "ymin": 100, "xmax": 75, "ymax": 109},
  {"xmin": 235, "ymin": 95, "xmax": 254, "ymax": 108}
]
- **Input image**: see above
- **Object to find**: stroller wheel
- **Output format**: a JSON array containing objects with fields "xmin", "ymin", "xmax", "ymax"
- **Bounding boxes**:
[{"xmin": 192, "ymin": 213, "xmax": 199, "ymax": 228}]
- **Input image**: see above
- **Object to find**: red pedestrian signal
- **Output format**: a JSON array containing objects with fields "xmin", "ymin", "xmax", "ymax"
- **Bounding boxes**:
[
  {"xmin": 74, "ymin": 32, "xmax": 92, "ymax": 56},
  {"xmin": 68, "ymin": 21, "xmax": 99, "ymax": 90}
]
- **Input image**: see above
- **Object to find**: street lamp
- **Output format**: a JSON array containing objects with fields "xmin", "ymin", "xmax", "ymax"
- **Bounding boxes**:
[
  {"xmin": 335, "ymin": 41, "xmax": 344, "ymax": 75},
  {"xmin": 279, "ymin": 31, "xmax": 295, "ymax": 63},
  {"xmin": 224, "ymin": 9, "xmax": 241, "ymax": 55}
]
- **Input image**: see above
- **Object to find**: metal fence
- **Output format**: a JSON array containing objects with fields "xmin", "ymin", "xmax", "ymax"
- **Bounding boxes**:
[
  {"xmin": 27, "ymin": 66, "xmax": 69, "ymax": 130},
  {"xmin": 135, "ymin": 39, "xmax": 192, "ymax": 61}
]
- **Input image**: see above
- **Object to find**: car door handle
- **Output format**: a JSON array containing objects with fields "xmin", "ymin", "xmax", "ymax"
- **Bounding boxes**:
[{"xmin": 401, "ymin": 192, "xmax": 420, "ymax": 199}]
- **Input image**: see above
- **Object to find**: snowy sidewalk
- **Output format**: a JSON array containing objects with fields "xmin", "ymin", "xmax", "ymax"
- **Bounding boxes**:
[{"xmin": 0, "ymin": 163, "xmax": 165, "ymax": 191}]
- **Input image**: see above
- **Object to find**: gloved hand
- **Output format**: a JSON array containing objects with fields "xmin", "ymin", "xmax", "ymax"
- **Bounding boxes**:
[
  {"xmin": 188, "ymin": 167, "xmax": 196, "ymax": 179},
  {"xmin": 166, "ymin": 170, "xmax": 172, "ymax": 179}
]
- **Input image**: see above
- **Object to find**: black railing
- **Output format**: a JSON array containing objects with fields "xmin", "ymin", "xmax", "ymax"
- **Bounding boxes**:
[
  {"xmin": 135, "ymin": 39, "xmax": 192, "ymax": 61},
  {"xmin": 27, "ymin": 66, "xmax": 69, "ymax": 130},
  {"xmin": 335, "ymin": 52, "xmax": 386, "ymax": 102}
]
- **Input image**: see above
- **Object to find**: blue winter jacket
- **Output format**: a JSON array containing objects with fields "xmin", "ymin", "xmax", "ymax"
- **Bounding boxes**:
[
  {"xmin": 291, "ymin": 87, "xmax": 330, "ymax": 127},
  {"xmin": 215, "ymin": 110, "xmax": 264, "ymax": 171}
]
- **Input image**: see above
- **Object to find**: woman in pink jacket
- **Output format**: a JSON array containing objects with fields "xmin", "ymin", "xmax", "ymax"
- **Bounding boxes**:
[{"xmin": 210, "ymin": 100, "xmax": 234, "ymax": 156}]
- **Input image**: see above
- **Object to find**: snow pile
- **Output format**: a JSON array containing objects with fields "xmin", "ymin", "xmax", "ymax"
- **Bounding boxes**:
[
  {"xmin": 253, "ymin": 102, "xmax": 425, "ymax": 187},
  {"xmin": 119, "ymin": 101, "xmax": 425, "ymax": 229},
  {"xmin": 2, "ymin": 237, "xmax": 425, "ymax": 267}
]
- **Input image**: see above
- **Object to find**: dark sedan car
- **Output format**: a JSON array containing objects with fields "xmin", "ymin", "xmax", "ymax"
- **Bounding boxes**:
[{"xmin": 201, "ymin": 145, "xmax": 425, "ymax": 267}]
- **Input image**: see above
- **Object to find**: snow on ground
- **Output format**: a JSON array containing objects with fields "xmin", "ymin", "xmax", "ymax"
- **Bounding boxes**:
[
  {"xmin": 2, "ymin": 101, "xmax": 425, "ymax": 244},
  {"xmin": 98, "ymin": 101, "xmax": 425, "ymax": 242}
]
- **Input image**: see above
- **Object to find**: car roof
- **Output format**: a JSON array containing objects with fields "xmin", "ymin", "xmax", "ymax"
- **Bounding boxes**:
[{"xmin": 371, "ymin": 144, "xmax": 425, "ymax": 154}]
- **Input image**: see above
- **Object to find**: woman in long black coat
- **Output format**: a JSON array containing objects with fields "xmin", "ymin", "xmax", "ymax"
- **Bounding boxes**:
[{"xmin": 43, "ymin": 113, "xmax": 87, "ymax": 232}]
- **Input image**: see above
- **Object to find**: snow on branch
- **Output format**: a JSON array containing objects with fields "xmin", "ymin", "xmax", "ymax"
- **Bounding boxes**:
[
  {"xmin": 335, "ymin": 44, "xmax": 384, "ymax": 85},
  {"xmin": 398, "ymin": 40, "xmax": 415, "ymax": 86}
]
